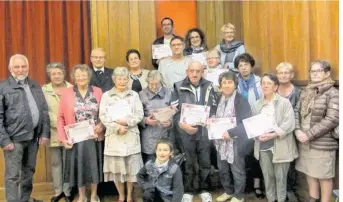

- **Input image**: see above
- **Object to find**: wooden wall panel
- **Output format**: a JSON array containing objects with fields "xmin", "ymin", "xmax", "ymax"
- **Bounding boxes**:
[{"xmin": 91, "ymin": 0, "xmax": 156, "ymax": 69}]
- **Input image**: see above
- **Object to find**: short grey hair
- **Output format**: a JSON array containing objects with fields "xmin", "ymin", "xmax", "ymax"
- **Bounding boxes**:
[
  {"xmin": 70, "ymin": 64, "xmax": 92, "ymax": 81},
  {"xmin": 112, "ymin": 67, "xmax": 129, "ymax": 79},
  {"xmin": 188, "ymin": 60, "xmax": 204, "ymax": 70},
  {"xmin": 147, "ymin": 70, "xmax": 163, "ymax": 82},
  {"xmin": 46, "ymin": 62, "xmax": 66, "ymax": 78},
  {"xmin": 8, "ymin": 54, "xmax": 29, "ymax": 68}
]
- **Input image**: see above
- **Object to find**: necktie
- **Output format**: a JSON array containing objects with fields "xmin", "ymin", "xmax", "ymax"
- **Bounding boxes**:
[{"xmin": 96, "ymin": 70, "xmax": 103, "ymax": 75}]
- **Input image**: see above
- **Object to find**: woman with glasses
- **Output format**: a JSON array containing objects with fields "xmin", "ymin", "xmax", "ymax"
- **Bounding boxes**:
[
  {"xmin": 184, "ymin": 28, "xmax": 208, "ymax": 56},
  {"xmin": 295, "ymin": 60, "xmax": 339, "ymax": 202},
  {"xmin": 216, "ymin": 23, "xmax": 245, "ymax": 73}
]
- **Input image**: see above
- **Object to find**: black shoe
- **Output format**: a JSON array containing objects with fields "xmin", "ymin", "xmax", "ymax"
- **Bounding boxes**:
[
  {"xmin": 65, "ymin": 195, "xmax": 73, "ymax": 202},
  {"xmin": 254, "ymin": 188, "xmax": 265, "ymax": 199},
  {"xmin": 51, "ymin": 194, "xmax": 63, "ymax": 202}
]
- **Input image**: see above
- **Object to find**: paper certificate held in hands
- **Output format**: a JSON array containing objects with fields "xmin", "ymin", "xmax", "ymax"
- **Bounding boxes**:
[
  {"xmin": 151, "ymin": 106, "xmax": 178, "ymax": 122},
  {"xmin": 64, "ymin": 120, "xmax": 96, "ymax": 143},
  {"xmin": 207, "ymin": 118, "xmax": 237, "ymax": 140},
  {"xmin": 106, "ymin": 100, "xmax": 133, "ymax": 122},
  {"xmin": 152, "ymin": 44, "xmax": 172, "ymax": 60},
  {"xmin": 204, "ymin": 69, "xmax": 228, "ymax": 86},
  {"xmin": 180, "ymin": 104, "xmax": 210, "ymax": 125},
  {"xmin": 242, "ymin": 114, "xmax": 275, "ymax": 139}
]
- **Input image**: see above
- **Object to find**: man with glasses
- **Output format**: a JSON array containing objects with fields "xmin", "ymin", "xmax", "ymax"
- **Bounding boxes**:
[
  {"xmin": 152, "ymin": 17, "xmax": 175, "ymax": 69},
  {"xmin": 89, "ymin": 48, "xmax": 114, "ymax": 92},
  {"xmin": 158, "ymin": 36, "xmax": 192, "ymax": 89}
]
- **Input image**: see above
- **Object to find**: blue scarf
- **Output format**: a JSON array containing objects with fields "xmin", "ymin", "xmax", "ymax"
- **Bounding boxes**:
[{"xmin": 238, "ymin": 73, "xmax": 260, "ymax": 101}]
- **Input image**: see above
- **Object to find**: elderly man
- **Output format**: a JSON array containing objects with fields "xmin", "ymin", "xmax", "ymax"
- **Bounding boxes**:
[
  {"xmin": 171, "ymin": 61, "xmax": 217, "ymax": 202},
  {"xmin": 89, "ymin": 48, "xmax": 114, "ymax": 92},
  {"xmin": 152, "ymin": 17, "xmax": 176, "ymax": 69},
  {"xmin": 0, "ymin": 54, "xmax": 50, "ymax": 202}
]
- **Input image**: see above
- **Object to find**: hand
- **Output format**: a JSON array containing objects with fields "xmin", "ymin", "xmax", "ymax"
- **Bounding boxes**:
[
  {"xmin": 295, "ymin": 130, "xmax": 309, "ymax": 143},
  {"xmin": 94, "ymin": 123, "xmax": 104, "ymax": 134},
  {"xmin": 118, "ymin": 126, "xmax": 128, "ymax": 135},
  {"xmin": 161, "ymin": 120, "xmax": 171, "ymax": 127},
  {"xmin": 3, "ymin": 143, "xmax": 14, "ymax": 151},
  {"xmin": 116, "ymin": 120, "xmax": 128, "ymax": 126},
  {"xmin": 179, "ymin": 123, "xmax": 198, "ymax": 135},
  {"xmin": 39, "ymin": 137, "xmax": 50, "ymax": 146},
  {"xmin": 62, "ymin": 139, "xmax": 73, "ymax": 149},
  {"xmin": 145, "ymin": 116, "xmax": 158, "ymax": 126},
  {"xmin": 222, "ymin": 131, "xmax": 232, "ymax": 140},
  {"xmin": 259, "ymin": 132, "xmax": 278, "ymax": 142}
]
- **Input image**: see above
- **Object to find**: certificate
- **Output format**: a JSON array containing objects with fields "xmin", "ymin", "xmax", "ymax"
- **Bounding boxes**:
[
  {"xmin": 106, "ymin": 100, "xmax": 133, "ymax": 121},
  {"xmin": 152, "ymin": 106, "xmax": 178, "ymax": 122},
  {"xmin": 64, "ymin": 120, "xmax": 96, "ymax": 143},
  {"xmin": 207, "ymin": 118, "xmax": 236, "ymax": 140},
  {"xmin": 189, "ymin": 52, "xmax": 207, "ymax": 65},
  {"xmin": 242, "ymin": 114, "xmax": 275, "ymax": 139},
  {"xmin": 204, "ymin": 69, "xmax": 228, "ymax": 86},
  {"xmin": 152, "ymin": 44, "xmax": 172, "ymax": 59},
  {"xmin": 180, "ymin": 104, "xmax": 210, "ymax": 125}
]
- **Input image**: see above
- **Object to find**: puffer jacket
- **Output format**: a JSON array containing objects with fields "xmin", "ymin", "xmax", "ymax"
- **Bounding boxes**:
[{"xmin": 295, "ymin": 83, "xmax": 339, "ymax": 150}]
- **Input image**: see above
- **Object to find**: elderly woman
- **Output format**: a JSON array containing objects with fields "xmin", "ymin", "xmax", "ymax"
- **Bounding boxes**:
[
  {"xmin": 275, "ymin": 62, "xmax": 301, "ymax": 201},
  {"xmin": 216, "ymin": 23, "xmax": 245, "ymax": 73},
  {"xmin": 295, "ymin": 60, "xmax": 339, "ymax": 202},
  {"xmin": 58, "ymin": 64, "xmax": 104, "ymax": 202},
  {"xmin": 99, "ymin": 67, "xmax": 144, "ymax": 202},
  {"xmin": 42, "ymin": 63, "xmax": 73, "ymax": 202},
  {"xmin": 213, "ymin": 72, "xmax": 252, "ymax": 202},
  {"xmin": 253, "ymin": 74, "xmax": 298, "ymax": 202},
  {"xmin": 184, "ymin": 28, "xmax": 208, "ymax": 56},
  {"xmin": 138, "ymin": 70, "xmax": 173, "ymax": 163},
  {"xmin": 127, "ymin": 49, "xmax": 150, "ymax": 93}
]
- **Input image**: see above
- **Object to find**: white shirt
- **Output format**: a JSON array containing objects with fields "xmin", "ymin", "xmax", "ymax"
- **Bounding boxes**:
[
  {"xmin": 93, "ymin": 67, "xmax": 105, "ymax": 73},
  {"xmin": 164, "ymin": 38, "xmax": 172, "ymax": 45}
]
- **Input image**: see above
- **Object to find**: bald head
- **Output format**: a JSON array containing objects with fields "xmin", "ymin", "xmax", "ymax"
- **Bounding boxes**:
[
  {"xmin": 187, "ymin": 60, "xmax": 204, "ymax": 85},
  {"xmin": 90, "ymin": 48, "xmax": 106, "ymax": 69}
]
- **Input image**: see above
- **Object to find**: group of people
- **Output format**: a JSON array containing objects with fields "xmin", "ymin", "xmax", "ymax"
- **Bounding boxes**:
[{"xmin": 0, "ymin": 17, "xmax": 339, "ymax": 202}]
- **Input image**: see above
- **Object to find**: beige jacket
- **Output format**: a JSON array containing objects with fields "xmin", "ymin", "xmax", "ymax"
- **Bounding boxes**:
[
  {"xmin": 253, "ymin": 94, "xmax": 298, "ymax": 163},
  {"xmin": 99, "ymin": 88, "xmax": 144, "ymax": 157},
  {"xmin": 128, "ymin": 69, "xmax": 150, "ymax": 90},
  {"xmin": 42, "ymin": 82, "xmax": 72, "ymax": 147}
]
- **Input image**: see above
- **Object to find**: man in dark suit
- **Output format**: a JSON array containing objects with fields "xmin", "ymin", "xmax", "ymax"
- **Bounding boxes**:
[
  {"xmin": 151, "ymin": 17, "xmax": 175, "ymax": 69},
  {"xmin": 89, "ymin": 48, "xmax": 114, "ymax": 92}
]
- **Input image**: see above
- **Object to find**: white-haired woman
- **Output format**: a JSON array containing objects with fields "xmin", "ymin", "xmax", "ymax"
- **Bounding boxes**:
[
  {"xmin": 139, "ymin": 70, "xmax": 173, "ymax": 163},
  {"xmin": 99, "ymin": 67, "xmax": 144, "ymax": 202},
  {"xmin": 216, "ymin": 23, "xmax": 245, "ymax": 73},
  {"xmin": 42, "ymin": 62, "xmax": 73, "ymax": 202}
]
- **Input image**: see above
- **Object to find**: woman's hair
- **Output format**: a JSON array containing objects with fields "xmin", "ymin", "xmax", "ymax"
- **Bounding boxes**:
[
  {"xmin": 220, "ymin": 23, "xmax": 236, "ymax": 34},
  {"xmin": 146, "ymin": 70, "xmax": 164, "ymax": 85},
  {"xmin": 170, "ymin": 36, "xmax": 184, "ymax": 44},
  {"xmin": 126, "ymin": 49, "xmax": 141, "ymax": 62},
  {"xmin": 234, "ymin": 53, "xmax": 255, "ymax": 69},
  {"xmin": 310, "ymin": 60, "xmax": 331, "ymax": 73},
  {"xmin": 112, "ymin": 67, "xmax": 129, "ymax": 79},
  {"xmin": 262, "ymin": 73, "xmax": 280, "ymax": 86},
  {"xmin": 70, "ymin": 64, "xmax": 92, "ymax": 81},
  {"xmin": 155, "ymin": 138, "xmax": 174, "ymax": 152},
  {"xmin": 276, "ymin": 62, "xmax": 294, "ymax": 73},
  {"xmin": 218, "ymin": 71, "xmax": 238, "ymax": 87},
  {"xmin": 184, "ymin": 28, "xmax": 208, "ymax": 50},
  {"xmin": 46, "ymin": 62, "xmax": 66, "ymax": 78}
]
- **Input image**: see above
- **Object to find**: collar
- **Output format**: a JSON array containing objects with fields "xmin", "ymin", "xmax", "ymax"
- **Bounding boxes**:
[
  {"xmin": 73, "ymin": 85, "xmax": 93, "ymax": 93},
  {"xmin": 9, "ymin": 76, "xmax": 33, "ymax": 88},
  {"xmin": 93, "ymin": 67, "xmax": 105, "ymax": 72},
  {"xmin": 108, "ymin": 87, "xmax": 133, "ymax": 97},
  {"xmin": 181, "ymin": 77, "xmax": 208, "ymax": 88},
  {"xmin": 44, "ymin": 81, "xmax": 72, "ymax": 93},
  {"xmin": 147, "ymin": 87, "xmax": 166, "ymax": 100},
  {"xmin": 261, "ymin": 93, "xmax": 279, "ymax": 105}
]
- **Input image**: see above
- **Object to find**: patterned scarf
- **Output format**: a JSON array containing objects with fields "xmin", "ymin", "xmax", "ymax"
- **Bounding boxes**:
[
  {"xmin": 219, "ymin": 40, "xmax": 244, "ymax": 64},
  {"xmin": 238, "ymin": 73, "xmax": 260, "ymax": 101},
  {"xmin": 191, "ymin": 46, "xmax": 205, "ymax": 54},
  {"xmin": 300, "ymin": 77, "xmax": 335, "ymax": 117}
]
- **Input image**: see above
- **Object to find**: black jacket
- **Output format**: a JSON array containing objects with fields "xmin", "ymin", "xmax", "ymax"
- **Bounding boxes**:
[
  {"xmin": 89, "ymin": 67, "xmax": 114, "ymax": 93},
  {"xmin": 0, "ymin": 76, "xmax": 50, "ymax": 148},
  {"xmin": 137, "ymin": 158, "xmax": 184, "ymax": 202},
  {"xmin": 216, "ymin": 92, "xmax": 253, "ymax": 156}
]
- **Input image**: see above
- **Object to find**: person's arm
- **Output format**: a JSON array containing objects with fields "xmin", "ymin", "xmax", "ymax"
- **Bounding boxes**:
[
  {"xmin": 227, "ymin": 98, "xmax": 252, "ymax": 139},
  {"xmin": 274, "ymin": 99, "xmax": 295, "ymax": 139},
  {"xmin": 0, "ymin": 93, "xmax": 12, "ymax": 148},
  {"xmin": 306, "ymin": 90, "xmax": 339, "ymax": 140},
  {"xmin": 171, "ymin": 166, "xmax": 184, "ymax": 202},
  {"xmin": 40, "ymin": 88, "xmax": 51, "ymax": 138},
  {"xmin": 127, "ymin": 93, "xmax": 144, "ymax": 127},
  {"xmin": 294, "ymin": 99, "xmax": 302, "ymax": 131},
  {"xmin": 57, "ymin": 92, "xmax": 68, "ymax": 142},
  {"xmin": 136, "ymin": 164, "xmax": 154, "ymax": 190}
]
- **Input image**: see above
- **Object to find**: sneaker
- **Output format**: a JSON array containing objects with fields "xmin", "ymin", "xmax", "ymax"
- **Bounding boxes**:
[
  {"xmin": 182, "ymin": 194, "xmax": 194, "ymax": 202},
  {"xmin": 199, "ymin": 192, "xmax": 212, "ymax": 202},
  {"xmin": 216, "ymin": 193, "xmax": 233, "ymax": 202},
  {"xmin": 230, "ymin": 197, "xmax": 244, "ymax": 202}
]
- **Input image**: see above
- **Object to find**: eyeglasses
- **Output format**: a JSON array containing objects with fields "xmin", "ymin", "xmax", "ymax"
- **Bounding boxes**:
[
  {"xmin": 310, "ymin": 69, "xmax": 324, "ymax": 74},
  {"xmin": 162, "ymin": 23, "xmax": 172, "ymax": 27},
  {"xmin": 223, "ymin": 31, "xmax": 234, "ymax": 35},
  {"xmin": 206, "ymin": 57, "xmax": 219, "ymax": 60},
  {"xmin": 171, "ymin": 43, "xmax": 183, "ymax": 47},
  {"xmin": 91, "ymin": 56, "xmax": 105, "ymax": 60},
  {"xmin": 277, "ymin": 71, "xmax": 291, "ymax": 75},
  {"xmin": 190, "ymin": 36, "xmax": 200, "ymax": 40}
]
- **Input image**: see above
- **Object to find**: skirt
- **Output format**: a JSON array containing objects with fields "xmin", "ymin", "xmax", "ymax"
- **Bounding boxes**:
[
  {"xmin": 104, "ymin": 153, "xmax": 143, "ymax": 183},
  {"xmin": 295, "ymin": 143, "xmax": 336, "ymax": 179},
  {"xmin": 64, "ymin": 139, "xmax": 103, "ymax": 187}
]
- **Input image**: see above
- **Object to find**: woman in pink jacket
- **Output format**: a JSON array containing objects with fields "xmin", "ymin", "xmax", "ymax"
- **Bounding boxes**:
[{"xmin": 58, "ymin": 64, "xmax": 104, "ymax": 202}]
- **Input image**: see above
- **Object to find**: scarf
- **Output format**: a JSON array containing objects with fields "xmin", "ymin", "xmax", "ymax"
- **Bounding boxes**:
[
  {"xmin": 300, "ymin": 77, "xmax": 335, "ymax": 117},
  {"xmin": 191, "ymin": 46, "xmax": 204, "ymax": 54},
  {"xmin": 238, "ymin": 73, "xmax": 260, "ymax": 101},
  {"xmin": 219, "ymin": 40, "xmax": 244, "ymax": 64}
]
